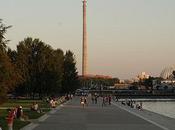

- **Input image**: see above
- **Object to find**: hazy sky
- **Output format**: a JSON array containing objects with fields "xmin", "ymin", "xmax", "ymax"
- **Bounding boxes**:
[{"xmin": 1, "ymin": 0, "xmax": 175, "ymax": 79}]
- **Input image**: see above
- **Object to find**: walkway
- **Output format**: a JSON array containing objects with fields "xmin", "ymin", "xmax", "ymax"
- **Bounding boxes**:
[{"xmin": 23, "ymin": 97, "xmax": 175, "ymax": 130}]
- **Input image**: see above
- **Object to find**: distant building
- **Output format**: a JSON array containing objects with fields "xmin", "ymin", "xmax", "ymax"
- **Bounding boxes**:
[
  {"xmin": 134, "ymin": 72, "xmax": 150, "ymax": 82},
  {"xmin": 153, "ymin": 79, "xmax": 175, "ymax": 90},
  {"xmin": 160, "ymin": 65, "xmax": 175, "ymax": 79},
  {"xmin": 138, "ymin": 72, "xmax": 150, "ymax": 80},
  {"xmin": 114, "ymin": 83, "xmax": 129, "ymax": 89},
  {"xmin": 153, "ymin": 66, "xmax": 175, "ymax": 91},
  {"xmin": 79, "ymin": 74, "xmax": 112, "ymax": 79}
]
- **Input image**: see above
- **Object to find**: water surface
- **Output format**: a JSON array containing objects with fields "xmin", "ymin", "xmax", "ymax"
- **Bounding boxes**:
[{"xmin": 143, "ymin": 101, "xmax": 175, "ymax": 119}]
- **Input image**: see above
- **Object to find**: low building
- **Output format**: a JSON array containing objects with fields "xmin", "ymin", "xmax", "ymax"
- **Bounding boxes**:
[
  {"xmin": 153, "ymin": 79, "xmax": 175, "ymax": 90},
  {"xmin": 114, "ymin": 83, "xmax": 129, "ymax": 89},
  {"xmin": 134, "ymin": 72, "xmax": 150, "ymax": 82}
]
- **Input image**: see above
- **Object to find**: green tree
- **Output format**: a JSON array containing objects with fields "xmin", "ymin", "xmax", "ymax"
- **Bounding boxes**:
[
  {"xmin": 15, "ymin": 37, "xmax": 64, "ymax": 98},
  {"xmin": 62, "ymin": 51, "xmax": 79, "ymax": 93},
  {"xmin": 38, "ymin": 48, "xmax": 64, "ymax": 97},
  {"xmin": 0, "ymin": 19, "xmax": 11, "ymax": 52},
  {"xmin": 0, "ymin": 20, "xmax": 17, "ymax": 103}
]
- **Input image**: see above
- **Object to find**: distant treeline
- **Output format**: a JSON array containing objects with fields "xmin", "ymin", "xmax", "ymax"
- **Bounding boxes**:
[{"xmin": 0, "ymin": 19, "xmax": 79, "ymax": 102}]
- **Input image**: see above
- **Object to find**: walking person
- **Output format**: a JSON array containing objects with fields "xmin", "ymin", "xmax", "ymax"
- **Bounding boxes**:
[
  {"xmin": 105, "ymin": 96, "xmax": 109, "ymax": 106},
  {"xmin": 84, "ymin": 97, "xmax": 88, "ymax": 106},
  {"xmin": 91, "ymin": 95, "xmax": 94, "ymax": 104},
  {"xmin": 94, "ymin": 93, "xmax": 98, "ymax": 104},
  {"xmin": 94, "ymin": 96, "xmax": 98, "ymax": 104},
  {"xmin": 6, "ymin": 109, "xmax": 15, "ymax": 130},
  {"xmin": 80, "ymin": 97, "xmax": 85, "ymax": 108},
  {"xmin": 108, "ymin": 95, "xmax": 112, "ymax": 105},
  {"xmin": 102, "ymin": 96, "xmax": 106, "ymax": 107}
]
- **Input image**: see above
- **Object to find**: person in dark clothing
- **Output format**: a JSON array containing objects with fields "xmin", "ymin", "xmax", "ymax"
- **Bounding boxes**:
[
  {"xmin": 16, "ymin": 106, "xmax": 23, "ymax": 119},
  {"xmin": 108, "ymin": 95, "xmax": 112, "ymax": 105},
  {"xmin": 95, "ymin": 96, "xmax": 98, "ymax": 104},
  {"xmin": 102, "ymin": 96, "xmax": 106, "ymax": 107},
  {"xmin": 91, "ymin": 96, "xmax": 94, "ymax": 104}
]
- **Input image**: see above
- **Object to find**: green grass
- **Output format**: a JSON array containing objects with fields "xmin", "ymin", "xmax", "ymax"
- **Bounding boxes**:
[
  {"xmin": 0, "ymin": 117, "xmax": 30, "ymax": 130},
  {"xmin": 0, "ymin": 99, "xmax": 50, "ymax": 108},
  {"xmin": 0, "ymin": 98, "xmax": 65, "ymax": 130},
  {"xmin": 13, "ymin": 119, "xmax": 30, "ymax": 130},
  {"xmin": 0, "ymin": 109, "xmax": 50, "ymax": 130},
  {"xmin": 0, "ymin": 109, "xmax": 30, "ymax": 130},
  {"xmin": 0, "ymin": 100, "xmax": 51, "ymax": 130},
  {"xmin": 0, "ymin": 109, "xmax": 8, "ymax": 130},
  {"xmin": 24, "ymin": 109, "xmax": 50, "ymax": 119},
  {"xmin": 0, "ymin": 116, "xmax": 8, "ymax": 130}
]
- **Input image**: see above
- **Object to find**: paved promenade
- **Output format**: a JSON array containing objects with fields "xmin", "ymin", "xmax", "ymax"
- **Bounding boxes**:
[{"xmin": 23, "ymin": 97, "xmax": 175, "ymax": 130}]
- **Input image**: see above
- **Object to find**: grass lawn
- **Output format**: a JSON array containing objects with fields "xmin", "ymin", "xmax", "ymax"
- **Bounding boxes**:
[
  {"xmin": 0, "ymin": 109, "xmax": 8, "ymax": 130},
  {"xmin": 24, "ymin": 109, "xmax": 50, "ymax": 119},
  {"xmin": 1, "ymin": 99, "xmax": 50, "ymax": 108},
  {"xmin": 0, "ymin": 99, "xmax": 51, "ymax": 130},
  {"xmin": 13, "ymin": 119, "xmax": 30, "ymax": 130},
  {"xmin": 0, "ymin": 118, "xmax": 30, "ymax": 130}
]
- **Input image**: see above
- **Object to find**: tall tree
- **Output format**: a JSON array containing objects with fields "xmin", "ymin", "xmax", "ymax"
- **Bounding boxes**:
[
  {"xmin": 15, "ymin": 37, "xmax": 64, "ymax": 98},
  {"xmin": 62, "ymin": 51, "xmax": 79, "ymax": 93},
  {"xmin": 0, "ymin": 20, "xmax": 17, "ymax": 103},
  {"xmin": 0, "ymin": 19, "xmax": 11, "ymax": 52}
]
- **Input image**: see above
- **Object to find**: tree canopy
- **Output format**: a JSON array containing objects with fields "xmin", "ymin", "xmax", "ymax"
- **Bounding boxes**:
[
  {"xmin": 0, "ymin": 20, "xmax": 17, "ymax": 103},
  {"xmin": 0, "ymin": 19, "xmax": 80, "ymax": 101}
]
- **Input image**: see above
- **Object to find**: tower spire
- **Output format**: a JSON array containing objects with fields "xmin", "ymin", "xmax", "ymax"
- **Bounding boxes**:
[{"xmin": 82, "ymin": 0, "xmax": 88, "ymax": 76}]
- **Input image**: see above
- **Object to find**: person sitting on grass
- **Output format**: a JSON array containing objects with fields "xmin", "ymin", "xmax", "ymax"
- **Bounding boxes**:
[
  {"xmin": 0, "ymin": 124, "xmax": 2, "ymax": 130},
  {"xmin": 52, "ymin": 99, "xmax": 57, "ymax": 108},
  {"xmin": 31, "ymin": 102, "xmax": 42, "ymax": 113},
  {"xmin": 31, "ymin": 102, "xmax": 38, "ymax": 111},
  {"xmin": 50, "ymin": 99, "xmax": 57, "ymax": 108}
]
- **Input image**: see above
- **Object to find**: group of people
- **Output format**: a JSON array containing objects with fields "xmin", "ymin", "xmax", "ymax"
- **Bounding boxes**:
[
  {"xmin": 49, "ymin": 99, "xmax": 58, "ymax": 108},
  {"xmin": 102, "ymin": 95, "xmax": 112, "ymax": 107},
  {"xmin": 6, "ymin": 105, "xmax": 26, "ymax": 130},
  {"xmin": 91, "ymin": 95, "xmax": 98, "ymax": 104},
  {"xmin": 31, "ymin": 102, "xmax": 38, "ymax": 111},
  {"xmin": 8, "ymin": 106, "xmax": 24, "ymax": 120},
  {"xmin": 31, "ymin": 102, "xmax": 43, "ymax": 113},
  {"xmin": 79, "ymin": 94, "xmax": 113, "ymax": 108},
  {"xmin": 121, "ymin": 99, "xmax": 143, "ymax": 110},
  {"xmin": 65, "ymin": 94, "xmax": 74, "ymax": 100},
  {"xmin": 46, "ymin": 97, "xmax": 59, "ymax": 108}
]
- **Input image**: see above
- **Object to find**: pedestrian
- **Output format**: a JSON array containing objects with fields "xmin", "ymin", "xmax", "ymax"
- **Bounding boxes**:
[
  {"xmin": 52, "ymin": 99, "xmax": 57, "ymax": 108},
  {"xmin": 102, "ymin": 96, "xmax": 106, "ymax": 107},
  {"xmin": 108, "ymin": 95, "xmax": 111, "ymax": 105},
  {"xmin": 16, "ymin": 106, "xmax": 23, "ymax": 119},
  {"xmin": 105, "ymin": 96, "xmax": 108, "ymax": 105},
  {"xmin": 95, "ymin": 96, "xmax": 98, "ymax": 104},
  {"xmin": 71, "ymin": 94, "xmax": 73, "ymax": 100},
  {"xmin": 84, "ymin": 97, "xmax": 88, "ymax": 106},
  {"xmin": 91, "ymin": 96, "xmax": 94, "ymax": 104},
  {"xmin": 139, "ymin": 102, "xmax": 143, "ymax": 110},
  {"xmin": 6, "ymin": 109, "xmax": 15, "ymax": 130},
  {"xmin": 49, "ymin": 99, "xmax": 53, "ymax": 108},
  {"xmin": 80, "ymin": 97, "xmax": 85, "ymax": 108}
]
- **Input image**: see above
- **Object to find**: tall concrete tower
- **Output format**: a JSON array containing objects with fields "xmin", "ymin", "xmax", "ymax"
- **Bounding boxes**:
[{"xmin": 82, "ymin": 0, "xmax": 88, "ymax": 76}]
